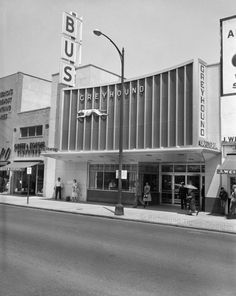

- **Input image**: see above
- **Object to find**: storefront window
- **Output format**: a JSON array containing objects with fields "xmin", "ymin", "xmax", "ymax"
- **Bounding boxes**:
[{"xmin": 89, "ymin": 164, "xmax": 137, "ymax": 191}]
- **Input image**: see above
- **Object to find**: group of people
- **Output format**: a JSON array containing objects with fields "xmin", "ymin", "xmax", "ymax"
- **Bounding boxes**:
[
  {"xmin": 219, "ymin": 186, "xmax": 236, "ymax": 216},
  {"xmin": 54, "ymin": 177, "xmax": 80, "ymax": 202}
]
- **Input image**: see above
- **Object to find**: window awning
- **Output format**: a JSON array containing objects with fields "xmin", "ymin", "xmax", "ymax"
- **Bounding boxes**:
[
  {"xmin": 217, "ymin": 154, "xmax": 236, "ymax": 174},
  {"xmin": 0, "ymin": 162, "xmax": 40, "ymax": 171}
]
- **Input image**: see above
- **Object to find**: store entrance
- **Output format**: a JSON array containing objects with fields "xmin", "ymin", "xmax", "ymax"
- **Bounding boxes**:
[
  {"xmin": 141, "ymin": 174, "xmax": 159, "ymax": 205},
  {"xmin": 161, "ymin": 174, "xmax": 201, "ymax": 205}
]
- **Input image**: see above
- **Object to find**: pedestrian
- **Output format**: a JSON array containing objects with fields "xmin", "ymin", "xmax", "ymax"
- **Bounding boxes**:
[
  {"xmin": 186, "ymin": 189, "xmax": 199, "ymax": 215},
  {"xmin": 134, "ymin": 179, "xmax": 141, "ymax": 208},
  {"xmin": 229, "ymin": 187, "xmax": 236, "ymax": 216},
  {"xmin": 71, "ymin": 179, "xmax": 79, "ymax": 202},
  {"xmin": 143, "ymin": 182, "xmax": 151, "ymax": 208},
  {"xmin": 219, "ymin": 187, "xmax": 228, "ymax": 214},
  {"xmin": 179, "ymin": 182, "xmax": 187, "ymax": 210},
  {"xmin": 54, "ymin": 177, "xmax": 63, "ymax": 200}
]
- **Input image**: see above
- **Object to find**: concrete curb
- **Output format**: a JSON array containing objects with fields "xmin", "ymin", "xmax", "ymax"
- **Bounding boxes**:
[{"xmin": 1, "ymin": 202, "xmax": 236, "ymax": 235}]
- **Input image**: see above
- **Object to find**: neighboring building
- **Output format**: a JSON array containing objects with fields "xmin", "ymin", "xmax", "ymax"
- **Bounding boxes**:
[
  {"xmin": 0, "ymin": 72, "xmax": 51, "ymax": 194},
  {"xmin": 43, "ymin": 59, "xmax": 224, "ymax": 213}
]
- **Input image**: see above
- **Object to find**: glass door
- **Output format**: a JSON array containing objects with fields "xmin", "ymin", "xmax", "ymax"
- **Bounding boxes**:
[
  {"xmin": 174, "ymin": 175, "xmax": 185, "ymax": 205},
  {"xmin": 161, "ymin": 175, "xmax": 172, "ymax": 204}
]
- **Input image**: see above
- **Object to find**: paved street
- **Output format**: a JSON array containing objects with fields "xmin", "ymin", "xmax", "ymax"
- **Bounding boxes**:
[{"xmin": 0, "ymin": 205, "xmax": 235, "ymax": 296}]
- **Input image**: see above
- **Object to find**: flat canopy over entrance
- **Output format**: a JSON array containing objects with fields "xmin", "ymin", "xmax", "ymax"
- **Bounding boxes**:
[
  {"xmin": 0, "ymin": 162, "xmax": 40, "ymax": 171},
  {"xmin": 217, "ymin": 154, "xmax": 236, "ymax": 174}
]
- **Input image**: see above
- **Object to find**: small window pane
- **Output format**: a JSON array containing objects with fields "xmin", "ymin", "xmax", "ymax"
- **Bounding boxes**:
[
  {"xmin": 187, "ymin": 165, "xmax": 200, "ymax": 172},
  {"xmin": 36, "ymin": 125, "xmax": 42, "ymax": 136},
  {"xmin": 29, "ymin": 126, "xmax": 35, "ymax": 137},
  {"xmin": 20, "ymin": 128, "xmax": 28, "ymax": 137},
  {"xmin": 174, "ymin": 165, "xmax": 186, "ymax": 172},
  {"xmin": 162, "ymin": 165, "xmax": 173, "ymax": 172},
  {"xmin": 201, "ymin": 165, "xmax": 205, "ymax": 173}
]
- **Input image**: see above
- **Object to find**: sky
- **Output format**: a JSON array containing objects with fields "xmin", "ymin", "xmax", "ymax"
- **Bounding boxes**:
[{"xmin": 1, "ymin": 0, "xmax": 236, "ymax": 81}]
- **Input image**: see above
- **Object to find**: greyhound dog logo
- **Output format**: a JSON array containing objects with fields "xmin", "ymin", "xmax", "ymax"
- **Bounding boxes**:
[{"xmin": 77, "ymin": 109, "xmax": 108, "ymax": 120}]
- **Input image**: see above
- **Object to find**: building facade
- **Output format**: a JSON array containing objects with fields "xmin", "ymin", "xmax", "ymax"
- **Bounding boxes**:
[
  {"xmin": 43, "ymin": 59, "xmax": 222, "ymax": 212},
  {"xmin": 0, "ymin": 72, "xmax": 51, "ymax": 195}
]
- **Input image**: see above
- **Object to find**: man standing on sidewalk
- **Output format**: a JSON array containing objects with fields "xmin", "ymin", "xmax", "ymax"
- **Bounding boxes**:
[
  {"xmin": 219, "ymin": 187, "xmax": 228, "ymax": 215},
  {"xmin": 55, "ymin": 177, "xmax": 63, "ymax": 200}
]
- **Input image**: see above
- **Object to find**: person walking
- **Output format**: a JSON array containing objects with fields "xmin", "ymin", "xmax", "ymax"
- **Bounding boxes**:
[
  {"xmin": 186, "ymin": 189, "xmax": 199, "ymax": 215},
  {"xmin": 55, "ymin": 177, "xmax": 63, "ymax": 200},
  {"xmin": 71, "ymin": 179, "xmax": 79, "ymax": 202},
  {"xmin": 179, "ymin": 182, "xmax": 187, "ymax": 210},
  {"xmin": 143, "ymin": 182, "xmax": 152, "ymax": 208},
  {"xmin": 219, "ymin": 187, "xmax": 228, "ymax": 215}
]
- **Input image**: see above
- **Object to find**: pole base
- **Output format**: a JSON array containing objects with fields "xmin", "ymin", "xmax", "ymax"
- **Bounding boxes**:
[{"xmin": 115, "ymin": 203, "xmax": 124, "ymax": 216}]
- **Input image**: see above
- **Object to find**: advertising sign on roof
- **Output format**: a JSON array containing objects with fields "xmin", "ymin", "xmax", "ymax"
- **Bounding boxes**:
[{"xmin": 220, "ymin": 15, "xmax": 236, "ymax": 96}]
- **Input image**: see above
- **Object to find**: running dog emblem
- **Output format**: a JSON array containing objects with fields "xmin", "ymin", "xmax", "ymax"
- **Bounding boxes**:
[{"xmin": 77, "ymin": 109, "xmax": 108, "ymax": 120}]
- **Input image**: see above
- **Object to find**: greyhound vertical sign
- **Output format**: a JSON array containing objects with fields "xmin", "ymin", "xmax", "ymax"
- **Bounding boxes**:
[{"xmin": 59, "ymin": 12, "xmax": 83, "ymax": 87}]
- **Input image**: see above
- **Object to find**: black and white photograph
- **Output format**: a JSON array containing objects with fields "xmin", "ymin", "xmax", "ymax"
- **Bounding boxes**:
[{"xmin": 0, "ymin": 0, "xmax": 236, "ymax": 295}]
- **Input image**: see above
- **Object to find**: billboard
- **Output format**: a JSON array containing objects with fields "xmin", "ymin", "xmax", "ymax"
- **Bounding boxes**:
[{"xmin": 220, "ymin": 15, "xmax": 236, "ymax": 96}]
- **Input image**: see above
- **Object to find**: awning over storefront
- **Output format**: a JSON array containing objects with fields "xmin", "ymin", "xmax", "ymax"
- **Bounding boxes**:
[
  {"xmin": 217, "ymin": 154, "xmax": 236, "ymax": 174},
  {"xmin": 0, "ymin": 162, "xmax": 40, "ymax": 171},
  {"xmin": 0, "ymin": 161, "xmax": 10, "ymax": 167}
]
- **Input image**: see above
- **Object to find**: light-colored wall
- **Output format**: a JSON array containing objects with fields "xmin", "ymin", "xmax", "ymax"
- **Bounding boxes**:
[
  {"xmin": 21, "ymin": 75, "xmax": 51, "ymax": 112},
  {"xmin": 221, "ymin": 95, "xmax": 236, "ymax": 139},
  {"xmin": 49, "ymin": 160, "xmax": 87, "ymax": 201},
  {"xmin": 206, "ymin": 64, "xmax": 221, "ymax": 147},
  {"xmin": 75, "ymin": 65, "xmax": 119, "ymax": 87}
]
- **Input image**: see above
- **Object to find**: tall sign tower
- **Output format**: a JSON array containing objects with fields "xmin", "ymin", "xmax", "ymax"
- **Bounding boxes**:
[{"xmin": 59, "ymin": 12, "xmax": 83, "ymax": 87}]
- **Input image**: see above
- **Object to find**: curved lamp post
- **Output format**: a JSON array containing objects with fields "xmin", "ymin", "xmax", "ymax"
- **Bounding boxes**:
[{"xmin": 93, "ymin": 29, "xmax": 124, "ymax": 216}]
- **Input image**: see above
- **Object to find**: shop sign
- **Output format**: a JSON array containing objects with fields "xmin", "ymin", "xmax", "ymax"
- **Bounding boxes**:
[
  {"xmin": 59, "ymin": 12, "xmax": 82, "ymax": 87},
  {"xmin": 198, "ymin": 140, "xmax": 218, "ymax": 150},
  {"xmin": 27, "ymin": 167, "xmax": 32, "ymax": 175},
  {"xmin": 14, "ymin": 142, "xmax": 46, "ymax": 156},
  {"xmin": 222, "ymin": 136, "xmax": 236, "ymax": 144},
  {"xmin": 199, "ymin": 62, "xmax": 206, "ymax": 138},
  {"xmin": 220, "ymin": 15, "xmax": 236, "ymax": 96},
  {"xmin": 217, "ymin": 169, "xmax": 236, "ymax": 174},
  {"xmin": 0, "ymin": 89, "xmax": 13, "ymax": 120},
  {"xmin": 116, "ymin": 170, "xmax": 127, "ymax": 179},
  {"xmin": 78, "ymin": 85, "xmax": 145, "ymax": 102},
  {"xmin": 0, "ymin": 147, "xmax": 11, "ymax": 161}
]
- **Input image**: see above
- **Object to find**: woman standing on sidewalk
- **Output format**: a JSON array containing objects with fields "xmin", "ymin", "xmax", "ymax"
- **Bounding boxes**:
[
  {"xmin": 71, "ymin": 179, "xmax": 79, "ymax": 202},
  {"xmin": 143, "ymin": 182, "xmax": 152, "ymax": 208}
]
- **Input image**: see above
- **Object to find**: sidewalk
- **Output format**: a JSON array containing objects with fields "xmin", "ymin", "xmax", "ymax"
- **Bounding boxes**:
[{"xmin": 0, "ymin": 194, "xmax": 236, "ymax": 234}]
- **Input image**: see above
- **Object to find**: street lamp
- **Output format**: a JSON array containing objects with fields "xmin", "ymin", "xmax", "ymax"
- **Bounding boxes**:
[{"xmin": 93, "ymin": 29, "xmax": 124, "ymax": 216}]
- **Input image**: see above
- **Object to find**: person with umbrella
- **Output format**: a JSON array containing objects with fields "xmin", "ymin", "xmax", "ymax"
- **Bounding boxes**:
[{"xmin": 185, "ymin": 185, "xmax": 199, "ymax": 215}]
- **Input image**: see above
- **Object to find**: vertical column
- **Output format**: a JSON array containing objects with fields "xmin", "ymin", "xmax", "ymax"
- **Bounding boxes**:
[{"xmin": 77, "ymin": 89, "xmax": 85, "ymax": 150}]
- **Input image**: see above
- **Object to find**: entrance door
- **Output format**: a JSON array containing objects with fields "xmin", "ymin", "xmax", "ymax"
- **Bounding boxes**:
[
  {"xmin": 174, "ymin": 175, "xmax": 185, "ymax": 205},
  {"xmin": 161, "ymin": 175, "xmax": 172, "ymax": 204}
]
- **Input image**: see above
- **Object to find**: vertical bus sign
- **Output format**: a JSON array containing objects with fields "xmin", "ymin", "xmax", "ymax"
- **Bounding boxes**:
[
  {"xmin": 220, "ymin": 15, "xmax": 236, "ymax": 96},
  {"xmin": 59, "ymin": 12, "xmax": 82, "ymax": 87}
]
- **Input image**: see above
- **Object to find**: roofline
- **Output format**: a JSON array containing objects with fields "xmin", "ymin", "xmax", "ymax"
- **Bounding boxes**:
[
  {"xmin": 52, "ymin": 63, "xmax": 121, "ymax": 78},
  {"xmin": 0, "ymin": 72, "xmax": 51, "ymax": 83}
]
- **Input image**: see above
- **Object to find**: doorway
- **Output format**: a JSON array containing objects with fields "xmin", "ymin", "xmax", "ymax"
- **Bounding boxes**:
[{"xmin": 161, "ymin": 174, "xmax": 201, "ymax": 205}]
